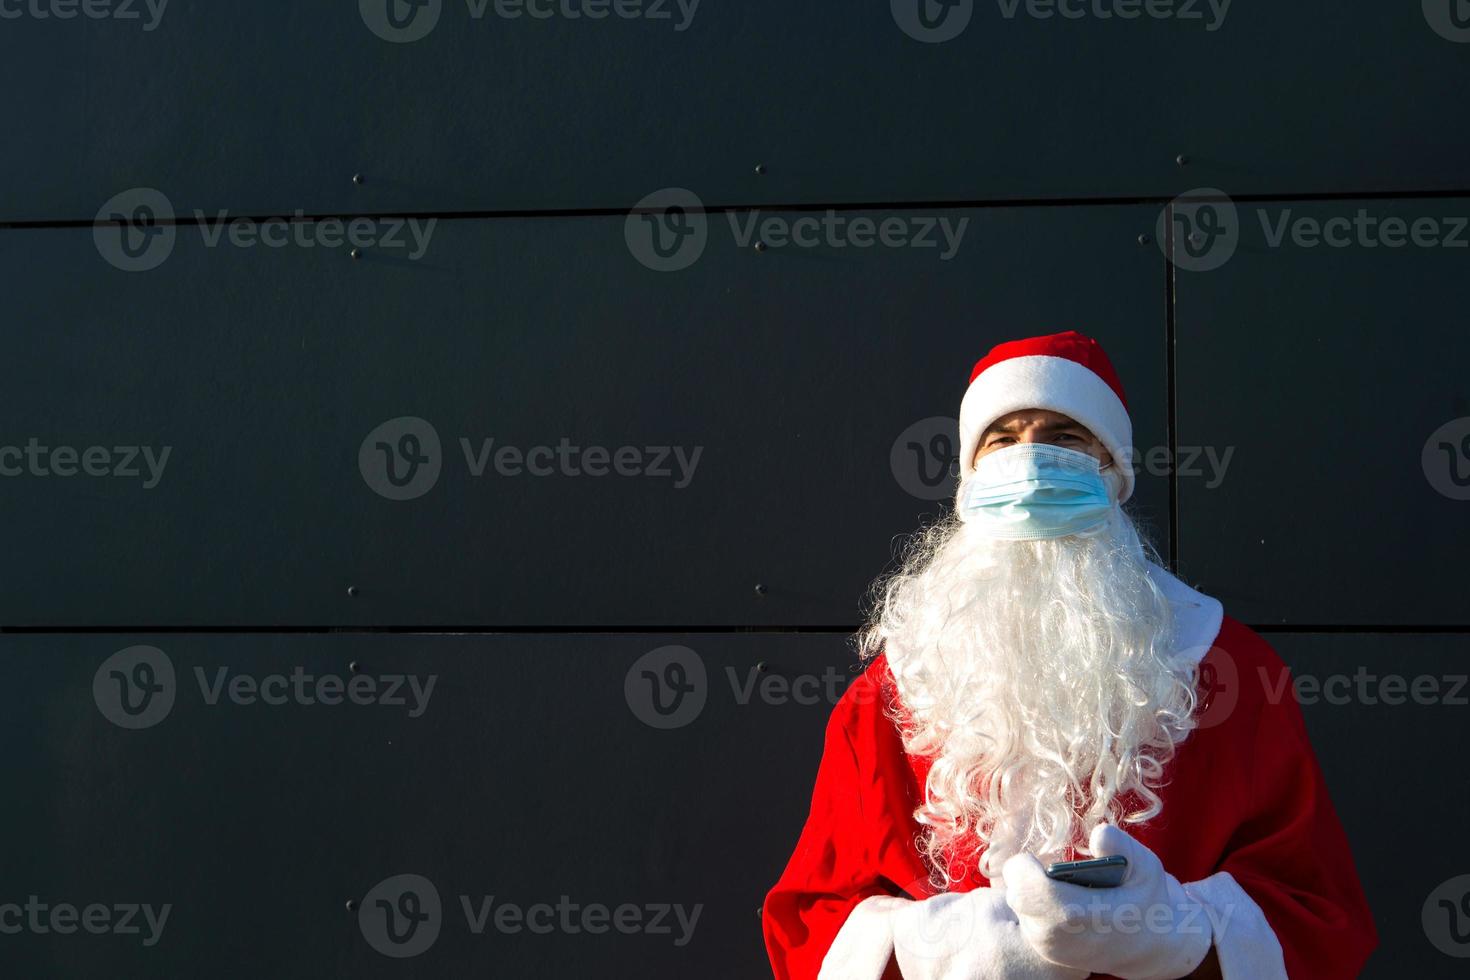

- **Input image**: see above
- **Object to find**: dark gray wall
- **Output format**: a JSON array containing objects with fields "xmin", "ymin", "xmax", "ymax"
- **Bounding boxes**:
[{"xmin": 3, "ymin": 1, "xmax": 1467, "ymax": 975}]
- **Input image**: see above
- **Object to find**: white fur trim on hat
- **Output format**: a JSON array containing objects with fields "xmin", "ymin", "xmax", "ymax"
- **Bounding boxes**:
[{"xmin": 957, "ymin": 353, "xmax": 1135, "ymax": 503}]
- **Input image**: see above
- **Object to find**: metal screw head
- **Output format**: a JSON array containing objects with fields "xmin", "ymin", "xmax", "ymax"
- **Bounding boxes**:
[
  {"xmin": 754, "ymin": 163, "xmax": 767, "ymax": 175},
  {"xmin": 756, "ymin": 661, "xmax": 769, "ymax": 673},
  {"xmin": 347, "ymin": 585, "xmax": 359, "ymax": 597},
  {"xmin": 753, "ymin": 241, "xmax": 767, "ymax": 253},
  {"xmin": 349, "ymin": 661, "xmax": 361, "ymax": 674},
  {"xmin": 1137, "ymin": 233, "xmax": 1151, "ymax": 246},
  {"xmin": 1175, "ymin": 154, "xmax": 1189, "ymax": 166},
  {"xmin": 352, "ymin": 173, "xmax": 365, "ymax": 185},
  {"xmin": 349, "ymin": 248, "xmax": 362, "ymax": 260},
  {"xmin": 345, "ymin": 899, "xmax": 357, "ymax": 912},
  {"xmin": 754, "ymin": 583, "xmax": 768, "ymax": 596}
]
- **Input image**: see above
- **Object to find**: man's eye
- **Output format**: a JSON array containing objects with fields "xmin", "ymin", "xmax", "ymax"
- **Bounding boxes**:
[{"xmin": 990, "ymin": 436, "xmax": 1015, "ymax": 446}]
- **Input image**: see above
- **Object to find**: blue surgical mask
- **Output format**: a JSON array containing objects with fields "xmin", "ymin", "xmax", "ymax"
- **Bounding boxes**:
[{"xmin": 960, "ymin": 443, "xmax": 1114, "ymax": 540}]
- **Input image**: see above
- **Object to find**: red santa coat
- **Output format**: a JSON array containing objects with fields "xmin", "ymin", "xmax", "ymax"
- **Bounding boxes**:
[{"xmin": 763, "ymin": 601, "xmax": 1378, "ymax": 979}]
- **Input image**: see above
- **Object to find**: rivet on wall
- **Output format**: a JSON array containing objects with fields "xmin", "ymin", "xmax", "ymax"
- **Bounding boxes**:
[
  {"xmin": 1137, "ymin": 233, "xmax": 1151, "ymax": 246},
  {"xmin": 754, "ymin": 241, "xmax": 767, "ymax": 253},
  {"xmin": 350, "ymin": 248, "xmax": 362, "ymax": 260},
  {"xmin": 352, "ymin": 173, "xmax": 365, "ymax": 185},
  {"xmin": 754, "ymin": 163, "xmax": 767, "ymax": 176},
  {"xmin": 1175, "ymin": 154, "xmax": 1189, "ymax": 167},
  {"xmin": 347, "ymin": 585, "xmax": 359, "ymax": 597},
  {"xmin": 754, "ymin": 583, "xmax": 768, "ymax": 597}
]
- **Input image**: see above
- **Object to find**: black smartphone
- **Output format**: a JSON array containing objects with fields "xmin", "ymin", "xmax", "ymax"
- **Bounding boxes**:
[{"xmin": 1043, "ymin": 855, "xmax": 1129, "ymax": 888}]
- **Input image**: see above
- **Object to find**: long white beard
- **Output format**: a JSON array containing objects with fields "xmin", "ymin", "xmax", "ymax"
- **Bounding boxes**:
[{"xmin": 856, "ymin": 502, "xmax": 1198, "ymax": 885}]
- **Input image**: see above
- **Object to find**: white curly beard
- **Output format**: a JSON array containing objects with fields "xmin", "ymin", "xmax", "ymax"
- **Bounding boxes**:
[{"xmin": 856, "ymin": 496, "xmax": 1198, "ymax": 886}]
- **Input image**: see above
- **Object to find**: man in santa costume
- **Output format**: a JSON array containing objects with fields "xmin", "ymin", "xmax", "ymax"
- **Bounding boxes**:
[{"xmin": 763, "ymin": 331, "xmax": 1377, "ymax": 979}]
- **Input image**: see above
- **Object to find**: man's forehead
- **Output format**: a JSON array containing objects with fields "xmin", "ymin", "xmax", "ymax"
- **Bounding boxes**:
[{"xmin": 986, "ymin": 409, "xmax": 1089, "ymax": 432}]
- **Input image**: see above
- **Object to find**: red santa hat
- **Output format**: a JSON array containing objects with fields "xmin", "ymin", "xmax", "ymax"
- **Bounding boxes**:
[{"xmin": 957, "ymin": 330, "xmax": 1135, "ymax": 503}]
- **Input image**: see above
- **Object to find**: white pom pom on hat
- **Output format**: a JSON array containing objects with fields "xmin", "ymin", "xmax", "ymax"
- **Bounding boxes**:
[{"xmin": 957, "ymin": 330, "xmax": 1135, "ymax": 503}]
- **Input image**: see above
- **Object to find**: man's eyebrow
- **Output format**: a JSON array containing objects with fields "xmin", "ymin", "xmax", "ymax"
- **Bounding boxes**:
[{"xmin": 988, "ymin": 417, "xmax": 1082, "ymax": 434}]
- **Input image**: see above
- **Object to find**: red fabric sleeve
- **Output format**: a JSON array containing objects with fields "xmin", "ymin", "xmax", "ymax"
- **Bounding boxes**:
[
  {"xmin": 762, "ymin": 662, "xmax": 922, "ymax": 980},
  {"xmin": 1212, "ymin": 629, "xmax": 1379, "ymax": 977}
]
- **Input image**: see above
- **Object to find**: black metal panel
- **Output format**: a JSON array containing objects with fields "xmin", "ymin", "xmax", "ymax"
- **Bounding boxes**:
[
  {"xmin": 0, "ymin": 204, "xmax": 1166, "ymax": 627},
  {"xmin": 3, "ymin": 631, "xmax": 1458, "ymax": 976},
  {"xmin": 1268, "ymin": 633, "xmax": 1470, "ymax": 978},
  {"xmin": 3, "ymin": 4, "xmax": 1468, "ymax": 222},
  {"xmin": 0, "ymin": 632, "xmax": 854, "ymax": 977},
  {"xmin": 1174, "ymin": 196, "xmax": 1470, "ymax": 626}
]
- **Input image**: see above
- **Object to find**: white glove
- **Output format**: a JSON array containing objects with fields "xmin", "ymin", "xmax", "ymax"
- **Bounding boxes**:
[
  {"xmin": 889, "ymin": 888, "xmax": 1090, "ymax": 980},
  {"xmin": 1002, "ymin": 824, "xmax": 1213, "ymax": 980}
]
